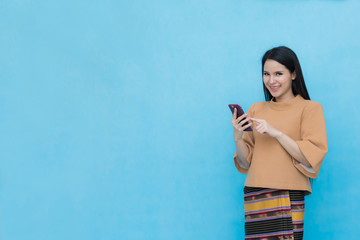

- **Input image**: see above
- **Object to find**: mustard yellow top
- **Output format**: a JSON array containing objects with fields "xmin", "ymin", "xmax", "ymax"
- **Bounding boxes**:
[{"xmin": 233, "ymin": 94, "xmax": 328, "ymax": 196}]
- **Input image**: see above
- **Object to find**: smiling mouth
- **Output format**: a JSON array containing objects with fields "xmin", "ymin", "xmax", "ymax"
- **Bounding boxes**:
[{"xmin": 270, "ymin": 86, "xmax": 280, "ymax": 91}]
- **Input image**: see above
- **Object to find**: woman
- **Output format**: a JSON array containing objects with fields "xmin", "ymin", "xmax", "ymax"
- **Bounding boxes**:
[{"xmin": 232, "ymin": 46, "xmax": 328, "ymax": 240}]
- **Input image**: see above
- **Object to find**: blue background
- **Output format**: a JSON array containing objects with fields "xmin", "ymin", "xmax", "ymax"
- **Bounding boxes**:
[{"xmin": 0, "ymin": 0, "xmax": 359, "ymax": 239}]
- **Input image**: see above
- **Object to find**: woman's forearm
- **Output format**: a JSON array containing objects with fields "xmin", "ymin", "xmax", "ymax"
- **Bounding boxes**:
[
  {"xmin": 234, "ymin": 138, "xmax": 250, "ymax": 169},
  {"xmin": 275, "ymin": 131, "xmax": 312, "ymax": 168}
]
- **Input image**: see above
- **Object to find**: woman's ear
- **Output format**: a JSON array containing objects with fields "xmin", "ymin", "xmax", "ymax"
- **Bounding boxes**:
[{"xmin": 291, "ymin": 71, "xmax": 296, "ymax": 80}]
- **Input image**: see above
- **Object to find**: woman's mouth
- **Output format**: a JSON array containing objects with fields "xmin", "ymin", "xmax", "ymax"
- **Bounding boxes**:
[{"xmin": 270, "ymin": 85, "xmax": 280, "ymax": 92}]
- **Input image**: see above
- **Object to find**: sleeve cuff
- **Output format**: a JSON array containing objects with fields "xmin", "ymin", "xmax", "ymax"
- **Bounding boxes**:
[
  {"xmin": 296, "ymin": 162, "xmax": 316, "ymax": 173},
  {"xmin": 292, "ymin": 158, "xmax": 318, "ymax": 179},
  {"xmin": 292, "ymin": 138, "xmax": 327, "ymax": 179}
]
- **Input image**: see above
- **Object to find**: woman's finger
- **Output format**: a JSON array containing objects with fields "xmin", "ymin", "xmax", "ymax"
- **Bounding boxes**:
[
  {"xmin": 249, "ymin": 117, "xmax": 261, "ymax": 123},
  {"xmin": 258, "ymin": 126, "xmax": 264, "ymax": 132},
  {"xmin": 254, "ymin": 121, "xmax": 262, "ymax": 128},
  {"xmin": 256, "ymin": 125, "xmax": 264, "ymax": 133},
  {"xmin": 254, "ymin": 118, "xmax": 264, "ymax": 123},
  {"xmin": 241, "ymin": 121, "xmax": 252, "ymax": 130},
  {"xmin": 236, "ymin": 114, "xmax": 247, "ymax": 124},
  {"xmin": 239, "ymin": 119, "xmax": 251, "ymax": 126},
  {"xmin": 239, "ymin": 117, "xmax": 250, "ymax": 126}
]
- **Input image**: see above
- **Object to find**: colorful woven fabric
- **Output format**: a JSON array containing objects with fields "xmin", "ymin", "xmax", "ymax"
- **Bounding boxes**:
[{"xmin": 244, "ymin": 186, "xmax": 305, "ymax": 240}]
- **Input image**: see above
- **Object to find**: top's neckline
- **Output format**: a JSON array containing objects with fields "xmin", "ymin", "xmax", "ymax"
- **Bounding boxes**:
[{"xmin": 269, "ymin": 94, "xmax": 304, "ymax": 110}]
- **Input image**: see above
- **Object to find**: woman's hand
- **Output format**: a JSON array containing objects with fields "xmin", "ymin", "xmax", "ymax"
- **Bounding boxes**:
[
  {"xmin": 249, "ymin": 117, "xmax": 282, "ymax": 138},
  {"xmin": 232, "ymin": 108, "xmax": 252, "ymax": 141}
]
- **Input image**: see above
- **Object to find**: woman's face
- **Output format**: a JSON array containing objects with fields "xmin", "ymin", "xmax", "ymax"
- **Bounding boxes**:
[{"xmin": 263, "ymin": 59, "xmax": 296, "ymax": 101}]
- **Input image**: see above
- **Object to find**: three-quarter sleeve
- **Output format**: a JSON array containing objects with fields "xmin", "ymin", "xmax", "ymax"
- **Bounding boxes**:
[
  {"xmin": 292, "ymin": 102, "xmax": 328, "ymax": 178},
  {"xmin": 233, "ymin": 103, "xmax": 255, "ymax": 174}
]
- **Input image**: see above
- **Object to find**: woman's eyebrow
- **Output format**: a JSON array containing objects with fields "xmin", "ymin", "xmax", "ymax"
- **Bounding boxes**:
[{"xmin": 263, "ymin": 70, "xmax": 284, "ymax": 73}]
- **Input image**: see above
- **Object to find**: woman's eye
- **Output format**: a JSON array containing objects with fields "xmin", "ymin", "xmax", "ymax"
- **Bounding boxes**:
[{"xmin": 276, "ymin": 73, "xmax": 282, "ymax": 75}]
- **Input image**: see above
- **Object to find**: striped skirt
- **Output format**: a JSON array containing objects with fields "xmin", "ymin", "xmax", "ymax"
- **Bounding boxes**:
[{"xmin": 244, "ymin": 186, "xmax": 305, "ymax": 240}]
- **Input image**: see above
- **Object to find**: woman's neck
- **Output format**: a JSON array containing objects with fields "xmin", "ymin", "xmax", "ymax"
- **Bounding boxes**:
[{"xmin": 274, "ymin": 93, "xmax": 296, "ymax": 103}]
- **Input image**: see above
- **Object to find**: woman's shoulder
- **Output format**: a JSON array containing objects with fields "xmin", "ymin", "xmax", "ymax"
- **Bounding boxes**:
[
  {"xmin": 248, "ymin": 100, "xmax": 267, "ymax": 113},
  {"xmin": 300, "ymin": 98, "xmax": 324, "ymax": 111}
]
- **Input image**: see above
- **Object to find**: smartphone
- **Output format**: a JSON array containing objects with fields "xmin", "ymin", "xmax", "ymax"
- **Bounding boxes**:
[{"xmin": 228, "ymin": 104, "xmax": 253, "ymax": 131}]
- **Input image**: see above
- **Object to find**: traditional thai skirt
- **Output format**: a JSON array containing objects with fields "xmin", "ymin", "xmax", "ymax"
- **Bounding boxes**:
[{"xmin": 244, "ymin": 186, "xmax": 305, "ymax": 240}]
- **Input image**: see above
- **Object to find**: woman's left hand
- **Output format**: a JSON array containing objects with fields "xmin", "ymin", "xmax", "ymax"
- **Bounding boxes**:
[{"xmin": 249, "ymin": 117, "xmax": 282, "ymax": 138}]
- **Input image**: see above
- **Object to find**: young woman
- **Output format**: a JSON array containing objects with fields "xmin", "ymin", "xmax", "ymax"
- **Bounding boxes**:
[{"xmin": 231, "ymin": 46, "xmax": 328, "ymax": 240}]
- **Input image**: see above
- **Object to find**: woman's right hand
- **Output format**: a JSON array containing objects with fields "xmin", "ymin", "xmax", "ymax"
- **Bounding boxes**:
[{"xmin": 232, "ymin": 108, "xmax": 252, "ymax": 141}]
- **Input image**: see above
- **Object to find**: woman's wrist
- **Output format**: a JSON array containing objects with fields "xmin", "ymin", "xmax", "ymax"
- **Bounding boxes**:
[{"xmin": 275, "ymin": 130, "xmax": 283, "ymax": 139}]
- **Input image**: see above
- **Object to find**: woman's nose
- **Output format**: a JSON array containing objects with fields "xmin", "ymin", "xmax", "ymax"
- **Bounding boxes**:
[{"xmin": 270, "ymin": 76, "xmax": 276, "ymax": 84}]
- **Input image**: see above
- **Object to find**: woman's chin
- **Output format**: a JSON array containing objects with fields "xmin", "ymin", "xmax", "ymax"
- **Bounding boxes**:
[{"xmin": 269, "ymin": 90, "xmax": 281, "ymax": 96}]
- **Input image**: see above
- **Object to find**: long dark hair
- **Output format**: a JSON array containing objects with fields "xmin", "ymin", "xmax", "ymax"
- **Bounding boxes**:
[
  {"xmin": 261, "ymin": 46, "xmax": 315, "ymax": 185},
  {"xmin": 261, "ymin": 46, "xmax": 310, "ymax": 102}
]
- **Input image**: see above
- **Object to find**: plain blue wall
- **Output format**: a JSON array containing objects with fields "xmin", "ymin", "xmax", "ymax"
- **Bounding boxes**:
[{"xmin": 1, "ymin": 0, "xmax": 359, "ymax": 239}]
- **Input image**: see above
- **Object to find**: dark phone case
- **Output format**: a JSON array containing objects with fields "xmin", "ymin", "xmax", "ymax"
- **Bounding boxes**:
[{"xmin": 228, "ymin": 104, "xmax": 253, "ymax": 131}]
